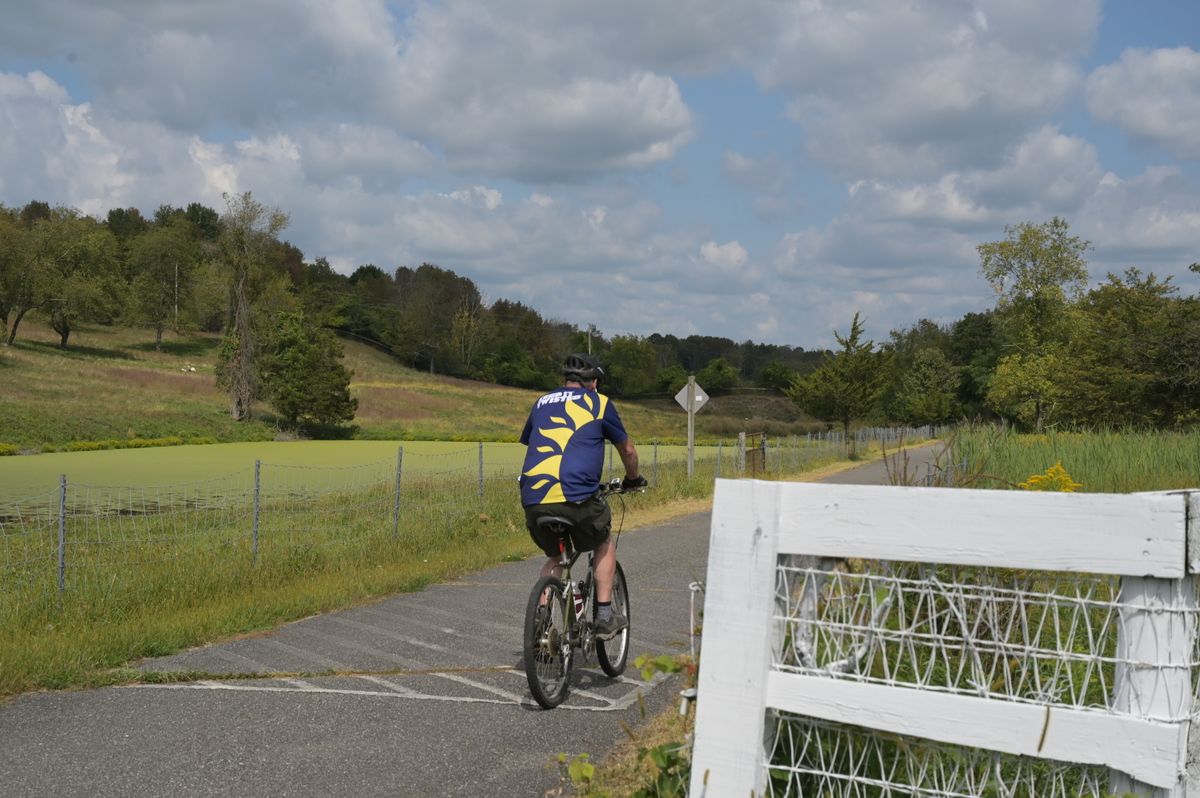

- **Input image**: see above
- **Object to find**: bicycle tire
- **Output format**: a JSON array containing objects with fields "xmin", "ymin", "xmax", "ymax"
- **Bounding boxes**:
[
  {"xmin": 524, "ymin": 575, "xmax": 572, "ymax": 708},
  {"xmin": 596, "ymin": 561, "xmax": 630, "ymax": 677}
]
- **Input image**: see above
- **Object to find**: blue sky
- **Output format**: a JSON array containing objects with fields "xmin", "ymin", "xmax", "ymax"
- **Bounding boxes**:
[{"xmin": 1, "ymin": 1, "xmax": 1197, "ymax": 348}]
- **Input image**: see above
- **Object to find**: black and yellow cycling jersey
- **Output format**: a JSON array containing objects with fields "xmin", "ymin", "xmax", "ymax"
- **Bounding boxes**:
[{"xmin": 518, "ymin": 387, "xmax": 628, "ymax": 506}]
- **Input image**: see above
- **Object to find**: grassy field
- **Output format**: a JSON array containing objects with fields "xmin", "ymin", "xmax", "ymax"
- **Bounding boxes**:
[{"xmin": 0, "ymin": 317, "xmax": 810, "ymax": 453}]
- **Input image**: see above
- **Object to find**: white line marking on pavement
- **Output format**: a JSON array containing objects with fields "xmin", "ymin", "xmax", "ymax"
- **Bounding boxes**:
[
  {"xmin": 282, "ymin": 679, "xmax": 318, "ymax": 690},
  {"xmin": 432, "ymin": 671, "xmax": 528, "ymax": 703},
  {"xmin": 135, "ymin": 667, "xmax": 676, "ymax": 710},
  {"xmin": 356, "ymin": 675, "xmax": 423, "ymax": 697},
  {"xmin": 328, "ymin": 616, "xmax": 447, "ymax": 652}
]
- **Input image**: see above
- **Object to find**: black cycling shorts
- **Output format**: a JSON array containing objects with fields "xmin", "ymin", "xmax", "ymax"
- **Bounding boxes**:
[{"xmin": 524, "ymin": 495, "xmax": 612, "ymax": 557}]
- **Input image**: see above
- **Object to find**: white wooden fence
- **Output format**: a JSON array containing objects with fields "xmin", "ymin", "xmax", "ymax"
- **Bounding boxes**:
[{"xmin": 690, "ymin": 480, "xmax": 1200, "ymax": 797}]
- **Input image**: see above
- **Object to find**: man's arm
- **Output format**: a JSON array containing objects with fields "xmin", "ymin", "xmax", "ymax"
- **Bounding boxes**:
[{"xmin": 616, "ymin": 437, "xmax": 641, "ymax": 481}]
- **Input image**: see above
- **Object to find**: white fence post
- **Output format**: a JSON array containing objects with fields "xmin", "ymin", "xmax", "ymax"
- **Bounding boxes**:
[
  {"xmin": 1110, "ymin": 575, "xmax": 1196, "ymax": 797},
  {"xmin": 688, "ymin": 479, "xmax": 781, "ymax": 797}
]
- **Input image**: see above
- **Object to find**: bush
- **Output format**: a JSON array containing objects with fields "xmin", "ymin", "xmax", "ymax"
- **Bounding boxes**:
[
  {"xmin": 61, "ymin": 436, "xmax": 208, "ymax": 453},
  {"xmin": 0, "ymin": 443, "xmax": 19, "ymax": 456}
]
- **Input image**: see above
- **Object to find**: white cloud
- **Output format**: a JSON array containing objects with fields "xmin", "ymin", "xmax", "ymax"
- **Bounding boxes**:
[
  {"xmin": 699, "ymin": 240, "xmax": 748, "ymax": 269},
  {"xmin": 1086, "ymin": 47, "xmax": 1200, "ymax": 159},
  {"xmin": 762, "ymin": 0, "xmax": 1097, "ymax": 178},
  {"xmin": 845, "ymin": 126, "xmax": 1105, "ymax": 229},
  {"xmin": 1076, "ymin": 166, "xmax": 1200, "ymax": 269}
]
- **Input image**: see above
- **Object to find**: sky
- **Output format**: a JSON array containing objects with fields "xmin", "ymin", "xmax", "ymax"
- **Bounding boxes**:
[{"xmin": 1, "ymin": 0, "xmax": 1198, "ymax": 349}]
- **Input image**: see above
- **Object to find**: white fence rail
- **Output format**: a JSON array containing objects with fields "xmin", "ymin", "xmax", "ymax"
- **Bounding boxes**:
[{"xmin": 690, "ymin": 480, "xmax": 1200, "ymax": 797}]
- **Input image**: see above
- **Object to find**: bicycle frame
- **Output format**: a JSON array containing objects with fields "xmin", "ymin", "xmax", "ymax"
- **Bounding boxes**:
[{"xmin": 551, "ymin": 534, "xmax": 595, "ymax": 651}]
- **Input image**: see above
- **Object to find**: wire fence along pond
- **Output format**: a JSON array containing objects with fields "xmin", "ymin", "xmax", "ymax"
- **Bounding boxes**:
[{"xmin": 1, "ymin": 429, "xmax": 931, "ymax": 615}]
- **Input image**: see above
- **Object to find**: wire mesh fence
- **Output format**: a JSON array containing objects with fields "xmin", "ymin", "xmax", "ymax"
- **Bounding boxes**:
[
  {"xmin": 1, "ymin": 428, "xmax": 932, "ymax": 615},
  {"xmin": 767, "ymin": 557, "xmax": 1200, "ymax": 796},
  {"xmin": 765, "ymin": 713, "xmax": 1111, "ymax": 798}
]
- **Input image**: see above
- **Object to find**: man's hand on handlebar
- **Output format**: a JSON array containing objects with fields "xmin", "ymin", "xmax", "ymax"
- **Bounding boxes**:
[{"xmin": 621, "ymin": 474, "xmax": 648, "ymax": 492}]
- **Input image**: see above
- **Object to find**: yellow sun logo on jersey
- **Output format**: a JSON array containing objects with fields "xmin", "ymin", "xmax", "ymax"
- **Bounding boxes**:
[{"xmin": 523, "ymin": 392, "xmax": 609, "ymax": 503}]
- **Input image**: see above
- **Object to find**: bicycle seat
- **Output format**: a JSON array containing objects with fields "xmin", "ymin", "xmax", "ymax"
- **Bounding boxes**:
[{"xmin": 535, "ymin": 516, "xmax": 574, "ymax": 532}]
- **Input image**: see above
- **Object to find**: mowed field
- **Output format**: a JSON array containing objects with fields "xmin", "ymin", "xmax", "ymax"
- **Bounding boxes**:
[{"xmin": 0, "ymin": 439, "xmax": 716, "ymax": 500}]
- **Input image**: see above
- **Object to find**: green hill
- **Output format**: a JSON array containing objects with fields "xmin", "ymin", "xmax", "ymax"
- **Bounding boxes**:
[{"xmin": 0, "ymin": 319, "xmax": 812, "ymax": 452}]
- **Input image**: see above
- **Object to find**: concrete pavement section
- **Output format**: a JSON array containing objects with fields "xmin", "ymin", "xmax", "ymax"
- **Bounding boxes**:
[{"xmin": 0, "ymin": 444, "xmax": 940, "ymax": 797}]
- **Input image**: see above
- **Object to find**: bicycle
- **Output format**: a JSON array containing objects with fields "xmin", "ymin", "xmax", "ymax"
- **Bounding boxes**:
[{"xmin": 522, "ymin": 478, "xmax": 640, "ymax": 709}]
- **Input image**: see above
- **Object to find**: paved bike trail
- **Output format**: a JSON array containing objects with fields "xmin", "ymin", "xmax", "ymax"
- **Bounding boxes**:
[{"xmin": 0, "ymin": 445, "xmax": 938, "ymax": 797}]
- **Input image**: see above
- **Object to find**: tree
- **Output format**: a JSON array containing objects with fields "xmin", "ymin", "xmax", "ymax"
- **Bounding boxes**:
[
  {"xmin": 787, "ymin": 313, "xmax": 886, "ymax": 445},
  {"xmin": 33, "ymin": 211, "xmax": 122, "ymax": 348},
  {"xmin": 128, "ymin": 222, "xmax": 199, "ymax": 349},
  {"xmin": 978, "ymin": 217, "xmax": 1089, "ymax": 353},
  {"xmin": 391, "ymin": 263, "xmax": 482, "ymax": 374},
  {"xmin": 105, "ymin": 207, "xmax": 149, "ymax": 242},
  {"xmin": 2, "ymin": 202, "xmax": 60, "ymax": 345},
  {"xmin": 946, "ymin": 311, "xmax": 1002, "ymax": 417},
  {"xmin": 696, "ymin": 356, "xmax": 740, "ymax": 394},
  {"xmin": 894, "ymin": 348, "xmax": 960, "ymax": 426},
  {"xmin": 0, "ymin": 207, "xmax": 28, "ymax": 344},
  {"xmin": 215, "ymin": 192, "xmax": 289, "ymax": 421},
  {"xmin": 986, "ymin": 352, "xmax": 1063, "ymax": 431},
  {"xmin": 605, "ymin": 335, "xmax": 659, "ymax": 395},
  {"xmin": 1051, "ymin": 269, "xmax": 1176, "ymax": 427},
  {"xmin": 259, "ymin": 311, "xmax": 357, "ymax": 430},
  {"xmin": 758, "ymin": 362, "xmax": 798, "ymax": 393}
]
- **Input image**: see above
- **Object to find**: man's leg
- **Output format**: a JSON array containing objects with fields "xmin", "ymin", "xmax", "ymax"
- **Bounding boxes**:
[
  {"xmin": 591, "ymin": 536, "xmax": 626, "ymax": 639},
  {"xmin": 591, "ymin": 536, "xmax": 615, "ymax": 602}
]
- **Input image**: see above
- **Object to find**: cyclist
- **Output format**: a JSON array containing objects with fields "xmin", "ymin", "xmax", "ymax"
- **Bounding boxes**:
[{"xmin": 519, "ymin": 353, "xmax": 647, "ymax": 640}]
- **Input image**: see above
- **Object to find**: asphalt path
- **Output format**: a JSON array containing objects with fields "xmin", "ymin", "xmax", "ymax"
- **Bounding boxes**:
[{"xmin": 0, "ymin": 443, "xmax": 940, "ymax": 797}]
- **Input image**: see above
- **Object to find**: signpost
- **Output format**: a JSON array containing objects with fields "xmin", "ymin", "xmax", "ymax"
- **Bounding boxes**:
[{"xmin": 674, "ymin": 376, "xmax": 709, "ymax": 477}]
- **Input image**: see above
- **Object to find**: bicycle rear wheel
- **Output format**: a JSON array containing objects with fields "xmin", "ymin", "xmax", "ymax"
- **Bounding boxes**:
[
  {"xmin": 524, "ymin": 575, "xmax": 572, "ymax": 708},
  {"xmin": 597, "ymin": 561, "xmax": 630, "ymax": 677}
]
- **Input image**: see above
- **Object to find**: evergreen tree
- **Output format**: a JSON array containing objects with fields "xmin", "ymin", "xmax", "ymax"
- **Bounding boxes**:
[
  {"xmin": 787, "ymin": 313, "xmax": 886, "ymax": 446},
  {"xmin": 260, "ymin": 311, "xmax": 357, "ymax": 430}
]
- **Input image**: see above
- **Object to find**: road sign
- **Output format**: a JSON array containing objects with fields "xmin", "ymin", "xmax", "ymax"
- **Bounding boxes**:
[
  {"xmin": 675, "ymin": 378, "xmax": 708, "ymax": 478},
  {"xmin": 675, "ymin": 382, "xmax": 709, "ymax": 413}
]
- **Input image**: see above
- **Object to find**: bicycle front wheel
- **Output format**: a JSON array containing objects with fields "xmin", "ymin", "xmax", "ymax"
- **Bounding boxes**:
[
  {"xmin": 597, "ymin": 561, "xmax": 630, "ymax": 677},
  {"xmin": 524, "ymin": 575, "xmax": 572, "ymax": 708}
]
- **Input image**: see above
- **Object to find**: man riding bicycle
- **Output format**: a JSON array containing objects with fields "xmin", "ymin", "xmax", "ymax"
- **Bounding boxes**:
[{"xmin": 519, "ymin": 353, "xmax": 647, "ymax": 640}]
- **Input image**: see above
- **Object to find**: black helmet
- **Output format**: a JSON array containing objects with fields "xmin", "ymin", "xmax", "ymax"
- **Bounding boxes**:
[{"xmin": 562, "ymin": 353, "xmax": 604, "ymax": 382}]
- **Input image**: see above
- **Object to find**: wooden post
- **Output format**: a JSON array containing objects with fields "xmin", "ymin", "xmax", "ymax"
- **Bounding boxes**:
[
  {"xmin": 686, "ymin": 376, "xmax": 696, "ymax": 479},
  {"xmin": 392, "ymin": 447, "xmax": 403, "ymax": 539}
]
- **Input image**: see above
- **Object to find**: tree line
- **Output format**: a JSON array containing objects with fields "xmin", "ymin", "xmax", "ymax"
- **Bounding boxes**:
[
  {"xmin": 2, "ymin": 196, "xmax": 1196, "ymax": 434},
  {"xmin": 791, "ymin": 217, "xmax": 1200, "ymax": 434},
  {"xmin": 0, "ymin": 193, "xmax": 823, "ymax": 429}
]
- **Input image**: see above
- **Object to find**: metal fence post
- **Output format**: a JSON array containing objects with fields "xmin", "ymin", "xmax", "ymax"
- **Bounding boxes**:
[
  {"xmin": 738, "ymin": 432, "xmax": 746, "ymax": 475},
  {"xmin": 252, "ymin": 460, "xmax": 261, "ymax": 564},
  {"xmin": 478, "ymin": 442, "xmax": 484, "ymax": 500},
  {"xmin": 393, "ymin": 446, "xmax": 403, "ymax": 539},
  {"xmin": 57, "ymin": 474, "xmax": 67, "ymax": 594},
  {"xmin": 716, "ymin": 442, "xmax": 722, "ymax": 478},
  {"xmin": 652, "ymin": 441, "xmax": 658, "ymax": 486}
]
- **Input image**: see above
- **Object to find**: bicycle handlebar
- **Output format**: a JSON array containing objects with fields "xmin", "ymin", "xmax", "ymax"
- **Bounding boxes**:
[{"xmin": 599, "ymin": 477, "xmax": 648, "ymax": 496}]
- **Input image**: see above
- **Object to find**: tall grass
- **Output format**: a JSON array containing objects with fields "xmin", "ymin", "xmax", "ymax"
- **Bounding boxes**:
[{"xmin": 949, "ymin": 427, "xmax": 1200, "ymax": 492}]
